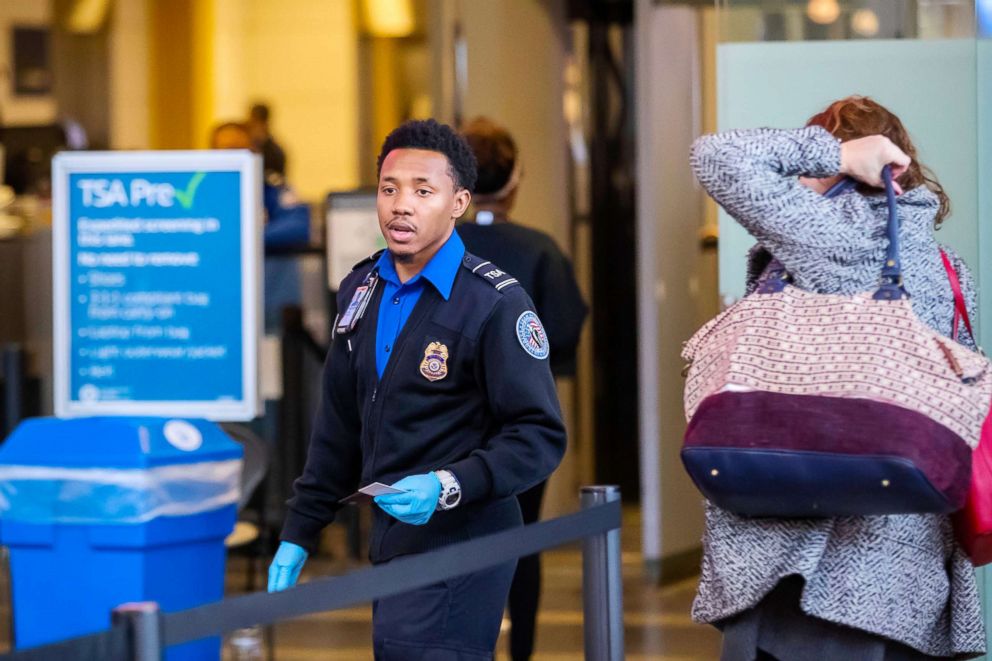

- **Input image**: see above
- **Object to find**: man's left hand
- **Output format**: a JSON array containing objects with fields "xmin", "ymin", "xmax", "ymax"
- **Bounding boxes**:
[{"xmin": 374, "ymin": 473, "xmax": 442, "ymax": 525}]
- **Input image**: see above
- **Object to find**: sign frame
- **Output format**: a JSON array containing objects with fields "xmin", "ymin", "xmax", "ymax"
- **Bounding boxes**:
[
  {"xmin": 324, "ymin": 189, "xmax": 384, "ymax": 291},
  {"xmin": 52, "ymin": 150, "xmax": 263, "ymax": 421}
]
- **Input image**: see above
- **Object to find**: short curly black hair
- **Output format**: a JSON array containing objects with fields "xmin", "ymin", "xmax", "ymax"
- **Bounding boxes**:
[{"xmin": 376, "ymin": 119, "xmax": 478, "ymax": 192}]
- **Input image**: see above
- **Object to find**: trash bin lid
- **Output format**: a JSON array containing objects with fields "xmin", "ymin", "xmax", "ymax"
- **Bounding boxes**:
[{"xmin": 0, "ymin": 417, "xmax": 243, "ymax": 468}]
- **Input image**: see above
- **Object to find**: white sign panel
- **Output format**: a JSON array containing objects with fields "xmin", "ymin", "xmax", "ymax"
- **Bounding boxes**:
[{"xmin": 325, "ymin": 191, "xmax": 385, "ymax": 290}]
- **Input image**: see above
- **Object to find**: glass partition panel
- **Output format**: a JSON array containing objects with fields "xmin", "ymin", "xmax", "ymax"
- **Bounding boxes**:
[
  {"xmin": 715, "ymin": 39, "xmax": 978, "ymax": 299},
  {"xmin": 715, "ymin": 2, "xmax": 981, "ymax": 308}
]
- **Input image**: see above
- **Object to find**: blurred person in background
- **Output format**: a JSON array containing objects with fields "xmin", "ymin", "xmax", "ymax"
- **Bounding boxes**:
[
  {"xmin": 247, "ymin": 103, "xmax": 287, "ymax": 180},
  {"xmin": 458, "ymin": 116, "xmax": 587, "ymax": 661},
  {"xmin": 210, "ymin": 121, "xmax": 308, "ymax": 331}
]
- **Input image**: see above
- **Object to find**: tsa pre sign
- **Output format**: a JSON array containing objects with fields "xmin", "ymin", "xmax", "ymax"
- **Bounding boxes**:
[
  {"xmin": 70, "ymin": 172, "xmax": 240, "ymax": 403},
  {"xmin": 53, "ymin": 152, "xmax": 262, "ymax": 420}
]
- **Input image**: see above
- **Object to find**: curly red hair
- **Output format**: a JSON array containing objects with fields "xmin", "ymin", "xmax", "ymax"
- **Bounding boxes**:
[{"xmin": 807, "ymin": 96, "xmax": 950, "ymax": 227}]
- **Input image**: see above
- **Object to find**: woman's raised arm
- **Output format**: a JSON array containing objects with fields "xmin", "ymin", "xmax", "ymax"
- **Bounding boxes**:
[{"xmin": 689, "ymin": 126, "xmax": 903, "ymax": 290}]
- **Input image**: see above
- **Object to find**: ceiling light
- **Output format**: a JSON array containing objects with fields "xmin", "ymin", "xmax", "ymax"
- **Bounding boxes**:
[
  {"xmin": 362, "ymin": 0, "xmax": 415, "ymax": 38},
  {"xmin": 65, "ymin": 0, "xmax": 110, "ymax": 34},
  {"xmin": 851, "ymin": 9, "xmax": 880, "ymax": 37},
  {"xmin": 807, "ymin": 0, "xmax": 841, "ymax": 25}
]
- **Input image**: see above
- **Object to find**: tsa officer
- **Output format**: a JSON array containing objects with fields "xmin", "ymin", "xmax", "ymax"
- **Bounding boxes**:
[{"xmin": 268, "ymin": 119, "xmax": 566, "ymax": 660}]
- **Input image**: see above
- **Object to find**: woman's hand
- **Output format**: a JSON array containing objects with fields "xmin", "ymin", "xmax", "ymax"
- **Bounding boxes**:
[{"xmin": 839, "ymin": 135, "xmax": 911, "ymax": 193}]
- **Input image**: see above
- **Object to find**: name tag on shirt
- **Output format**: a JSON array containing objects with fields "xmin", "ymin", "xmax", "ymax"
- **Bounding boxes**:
[{"xmin": 336, "ymin": 273, "xmax": 379, "ymax": 335}]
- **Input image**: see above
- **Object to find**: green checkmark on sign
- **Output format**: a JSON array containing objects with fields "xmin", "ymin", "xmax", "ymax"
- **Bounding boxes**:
[{"xmin": 175, "ymin": 172, "xmax": 206, "ymax": 209}]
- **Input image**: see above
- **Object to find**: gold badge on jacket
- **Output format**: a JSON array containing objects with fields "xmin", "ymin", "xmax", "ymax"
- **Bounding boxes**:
[{"xmin": 420, "ymin": 342, "xmax": 449, "ymax": 381}]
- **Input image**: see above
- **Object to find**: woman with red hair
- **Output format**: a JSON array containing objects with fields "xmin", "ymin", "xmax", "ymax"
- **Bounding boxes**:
[{"xmin": 689, "ymin": 97, "xmax": 984, "ymax": 659}]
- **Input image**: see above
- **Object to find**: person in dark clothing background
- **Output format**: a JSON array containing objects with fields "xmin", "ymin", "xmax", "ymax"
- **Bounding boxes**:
[
  {"xmin": 210, "ymin": 121, "xmax": 308, "ymax": 332},
  {"xmin": 247, "ymin": 102, "xmax": 287, "ymax": 179},
  {"xmin": 458, "ymin": 116, "xmax": 588, "ymax": 661},
  {"xmin": 268, "ymin": 119, "xmax": 566, "ymax": 660}
]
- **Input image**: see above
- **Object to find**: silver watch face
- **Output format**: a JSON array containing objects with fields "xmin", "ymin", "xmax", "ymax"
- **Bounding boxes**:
[{"xmin": 444, "ymin": 491, "xmax": 460, "ymax": 506}]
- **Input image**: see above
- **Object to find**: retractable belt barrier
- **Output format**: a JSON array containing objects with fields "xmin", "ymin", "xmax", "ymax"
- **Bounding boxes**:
[
  {"xmin": 0, "ymin": 495, "xmax": 622, "ymax": 660},
  {"xmin": 0, "ymin": 628, "xmax": 129, "ymax": 661}
]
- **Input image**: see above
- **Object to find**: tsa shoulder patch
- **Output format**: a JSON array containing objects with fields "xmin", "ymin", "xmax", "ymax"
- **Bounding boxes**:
[
  {"xmin": 462, "ymin": 254, "xmax": 520, "ymax": 291},
  {"xmin": 516, "ymin": 311, "xmax": 550, "ymax": 360}
]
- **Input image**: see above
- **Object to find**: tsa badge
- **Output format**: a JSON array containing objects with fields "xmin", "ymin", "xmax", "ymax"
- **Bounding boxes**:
[
  {"xmin": 420, "ymin": 342, "xmax": 449, "ymax": 381},
  {"xmin": 516, "ymin": 311, "xmax": 550, "ymax": 360}
]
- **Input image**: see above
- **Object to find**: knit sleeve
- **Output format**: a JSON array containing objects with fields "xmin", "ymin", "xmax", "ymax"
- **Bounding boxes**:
[{"xmin": 690, "ymin": 126, "xmax": 882, "ymax": 293}]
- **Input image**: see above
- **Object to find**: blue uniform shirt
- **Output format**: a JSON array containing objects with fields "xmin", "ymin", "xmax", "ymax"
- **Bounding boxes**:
[{"xmin": 374, "ymin": 231, "xmax": 465, "ymax": 378}]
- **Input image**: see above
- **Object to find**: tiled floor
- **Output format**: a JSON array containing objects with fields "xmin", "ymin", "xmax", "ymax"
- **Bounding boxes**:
[{"xmin": 224, "ymin": 507, "xmax": 721, "ymax": 660}]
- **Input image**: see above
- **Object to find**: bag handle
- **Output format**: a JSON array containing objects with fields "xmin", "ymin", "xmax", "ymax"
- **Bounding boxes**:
[
  {"xmin": 824, "ymin": 177, "xmax": 858, "ymax": 197},
  {"xmin": 759, "ymin": 166, "xmax": 905, "ymax": 298},
  {"xmin": 873, "ymin": 165, "xmax": 907, "ymax": 301},
  {"xmin": 940, "ymin": 248, "xmax": 974, "ymax": 342}
]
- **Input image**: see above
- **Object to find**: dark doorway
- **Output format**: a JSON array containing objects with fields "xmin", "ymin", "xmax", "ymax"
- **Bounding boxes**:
[{"xmin": 569, "ymin": 1, "xmax": 639, "ymax": 497}]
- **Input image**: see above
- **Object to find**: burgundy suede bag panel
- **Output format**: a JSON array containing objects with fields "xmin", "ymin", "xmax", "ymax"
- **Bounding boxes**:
[{"xmin": 685, "ymin": 390, "xmax": 972, "ymax": 506}]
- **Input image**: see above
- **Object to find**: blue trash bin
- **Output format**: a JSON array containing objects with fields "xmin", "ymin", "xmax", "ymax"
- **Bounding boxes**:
[{"xmin": 0, "ymin": 416, "xmax": 242, "ymax": 660}]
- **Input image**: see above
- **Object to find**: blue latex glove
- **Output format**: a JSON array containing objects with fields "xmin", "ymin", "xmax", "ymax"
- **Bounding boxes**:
[
  {"xmin": 374, "ymin": 473, "xmax": 442, "ymax": 525},
  {"xmin": 268, "ymin": 541, "xmax": 308, "ymax": 592}
]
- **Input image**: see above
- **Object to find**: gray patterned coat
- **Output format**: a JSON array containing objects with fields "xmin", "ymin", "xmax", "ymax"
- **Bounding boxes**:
[{"xmin": 688, "ymin": 126, "xmax": 986, "ymax": 657}]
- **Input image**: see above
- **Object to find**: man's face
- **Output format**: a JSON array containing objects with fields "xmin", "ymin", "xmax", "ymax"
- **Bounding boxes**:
[{"xmin": 377, "ymin": 148, "xmax": 470, "ymax": 267}]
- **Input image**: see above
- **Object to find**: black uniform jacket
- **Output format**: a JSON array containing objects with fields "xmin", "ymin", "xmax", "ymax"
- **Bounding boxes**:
[
  {"xmin": 458, "ymin": 221, "xmax": 588, "ymax": 376},
  {"xmin": 281, "ymin": 250, "xmax": 567, "ymax": 563}
]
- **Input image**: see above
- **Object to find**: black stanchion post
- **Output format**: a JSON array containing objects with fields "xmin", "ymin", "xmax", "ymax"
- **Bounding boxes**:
[
  {"xmin": 112, "ymin": 602, "xmax": 162, "ymax": 661},
  {"xmin": 280, "ymin": 306, "xmax": 306, "ymax": 475},
  {"xmin": 581, "ymin": 485, "xmax": 623, "ymax": 661},
  {"xmin": 2, "ymin": 344, "xmax": 24, "ymax": 439},
  {"xmin": 274, "ymin": 305, "xmax": 306, "ymax": 529}
]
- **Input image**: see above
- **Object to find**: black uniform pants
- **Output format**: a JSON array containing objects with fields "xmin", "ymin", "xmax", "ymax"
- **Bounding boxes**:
[
  {"xmin": 507, "ymin": 480, "xmax": 547, "ymax": 661},
  {"xmin": 372, "ymin": 559, "xmax": 517, "ymax": 660}
]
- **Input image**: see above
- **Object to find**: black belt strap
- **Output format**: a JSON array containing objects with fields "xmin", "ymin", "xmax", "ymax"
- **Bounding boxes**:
[
  {"xmin": 0, "ymin": 500, "xmax": 621, "ymax": 658},
  {"xmin": 0, "ymin": 626, "xmax": 127, "ymax": 661},
  {"xmin": 163, "ymin": 499, "xmax": 621, "ymax": 646}
]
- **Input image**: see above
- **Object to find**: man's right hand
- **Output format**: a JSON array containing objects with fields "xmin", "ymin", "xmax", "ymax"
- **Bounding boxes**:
[{"xmin": 268, "ymin": 541, "xmax": 308, "ymax": 592}]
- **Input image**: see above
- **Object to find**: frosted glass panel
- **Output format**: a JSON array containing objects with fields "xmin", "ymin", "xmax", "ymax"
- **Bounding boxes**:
[
  {"xmin": 979, "ymin": 38, "xmax": 992, "ymax": 349},
  {"xmin": 716, "ymin": 39, "xmax": 978, "ymax": 305}
]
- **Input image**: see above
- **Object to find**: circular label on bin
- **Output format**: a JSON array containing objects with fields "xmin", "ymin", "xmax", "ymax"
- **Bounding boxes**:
[
  {"xmin": 78, "ymin": 384, "xmax": 99, "ymax": 402},
  {"xmin": 164, "ymin": 420, "xmax": 203, "ymax": 452}
]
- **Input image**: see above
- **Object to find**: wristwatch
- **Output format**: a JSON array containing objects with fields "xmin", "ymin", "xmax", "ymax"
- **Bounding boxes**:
[{"xmin": 435, "ymin": 470, "xmax": 462, "ymax": 511}]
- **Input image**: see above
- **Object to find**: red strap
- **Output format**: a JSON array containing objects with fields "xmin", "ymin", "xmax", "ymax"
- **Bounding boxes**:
[{"xmin": 940, "ymin": 249, "xmax": 973, "ymax": 342}]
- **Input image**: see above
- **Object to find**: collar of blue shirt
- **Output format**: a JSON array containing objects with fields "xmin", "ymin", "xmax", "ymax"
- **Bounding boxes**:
[{"xmin": 375, "ymin": 231, "xmax": 466, "ymax": 301}]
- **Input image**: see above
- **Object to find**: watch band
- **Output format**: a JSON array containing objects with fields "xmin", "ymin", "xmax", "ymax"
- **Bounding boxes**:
[{"xmin": 435, "ymin": 470, "xmax": 462, "ymax": 511}]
